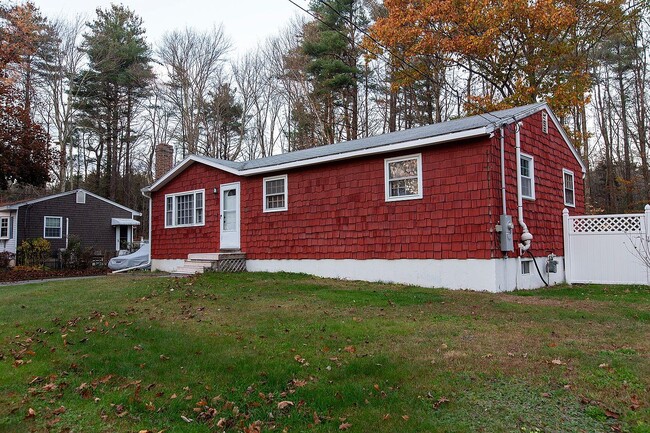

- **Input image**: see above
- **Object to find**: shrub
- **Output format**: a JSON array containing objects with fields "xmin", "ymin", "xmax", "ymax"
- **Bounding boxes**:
[
  {"xmin": 0, "ymin": 251, "xmax": 15, "ymax": 270},
  {"xmin": 60, "ymin": 236, "xmax": 95, "ymax": 269},
  {"xmin": 18, "ymin": 238, "xmax": 51, "ymax": 266}
]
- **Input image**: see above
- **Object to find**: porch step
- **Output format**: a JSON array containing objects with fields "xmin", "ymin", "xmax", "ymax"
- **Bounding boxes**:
[{"xmin": 172, "ymin": 251, "xmax": 247, "ymax": 274}]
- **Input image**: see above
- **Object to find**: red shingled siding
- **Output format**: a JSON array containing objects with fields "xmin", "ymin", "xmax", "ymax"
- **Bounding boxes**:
[
  {"xmin": 152, "ymin": 164, "xmax": 239, "ymax": 259},
  {"xmin": 496, "ymin": 111, "xmax": 585, "ymax": 257},
  {"xmin": 151, "ymin": 109, "xmax": 584, "ymax": 261},
  {"xmin": 242, "ymin": 138, "xmax": 494, "ymax": 260}
]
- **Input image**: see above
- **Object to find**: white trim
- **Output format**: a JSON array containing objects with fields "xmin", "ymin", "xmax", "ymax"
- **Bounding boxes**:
[
  {"xmin": 143, "ymin": 127, "xmax": 490, "ymax": 193},
  {"xmin": 164, "ymin": 189, "xmax": 206, "ymax": 228},
  {"xmin": 220, "ymin": 182, "xmax": 241, "ymax": 249},
  {"xmin": 541, "ymin": 106, "xmax": 587, "ymax": 173},
  {"xmin": 520, "ymin": 153, "xmax": 535, "ymax": 200},
  {"xmin": 563, "ymin": 168, "xmax": 575, "ymax": 207},
  {"xmin": 384, "ymin": 154, "xmax": 423, "ymax": 202},
  {"xmin": 44, "ymin": 216, "xmax": 63, "ymax": 239},
  {"xmin": 76, "ymin": 190, "xmax": 86, "ymax": 204},
  {"xmin": 0, "ymin": 216, "xmax": 8, "ymax": 239},
  {"xmin": 263, "ymin": 174, "xmax": 288, "ymax": 212},
  {"xmin": 0, "ymin": 188, "xmax": 141, "ymax": 216}
]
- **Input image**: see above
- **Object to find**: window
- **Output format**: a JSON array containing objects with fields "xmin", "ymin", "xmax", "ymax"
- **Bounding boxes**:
[
  {"xmin": 563, "ymin": 169, "xmax": 575, "ymax": 207},
  {"xmin": 164, "ymin": 190, "xmax": 205, "ymax": 228},
  {"xmin": 76, "ymin": 190, "xmax": 86, "ymax": 204},
  {"xmin": 44, "ymin": 216, "xmax": 62, "ymax": 239},
  {"xmin": 520, "ymin": 154, "xmax": 535, "ymax": 200},
  {"xmin": 521, "ymin": 260, "xmax": 531, "ymax": 275},
  {"xmin": 385, "ymin": 154, "xmax": 423, "ymax": 201},
  {"xmin": 541, "ymin": 111, "xmax": 549, "ymax": 134},
  {"xmin": 263, "ymin": 175, "xmax": 288, "ymax": 212},
  {"xmin": 0, "ymin": 217, "xmax": 8, "ymax": 239}
]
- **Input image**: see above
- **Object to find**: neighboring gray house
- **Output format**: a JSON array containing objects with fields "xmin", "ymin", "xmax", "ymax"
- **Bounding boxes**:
[{"xmin": 0, "ymin": 189, "xmax": 141, "ymax": 257}]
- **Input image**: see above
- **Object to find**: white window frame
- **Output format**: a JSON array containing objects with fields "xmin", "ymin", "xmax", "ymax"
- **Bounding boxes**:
[
  {"xmin": 0, "ymin": 216, "xmax": 8, "ymax": 239},
  {"xmin": 263, "ymin": 174, "xmax": 288, "ymax": 213},
  {"xmin": 521, "ymin": 259, "xmax": 531, "ymax": 275},
  {"xmin": 541, "ymin": 111, "xmax": 549, "ymax": 134},
  {"xmin": 43, "ymin": 216, "xmax": 63, "ymax": 239},
  {"xmin": 164, "ymin": 189, "xmax": 205, "ymax": 228},
  {"xmin": 563, "ymin": 168, "xmax": 575, "ymax": 207},
  {"xmin": 76, "ymin": 190, "xmax": 86, "ymax": 204},
  {"xmin": 385, "ymin": 154, "xmax": 423, "ymax": 202},
  {"xmin": 520, "ymin": 153, "xmax": 535, "ymax": 200}
]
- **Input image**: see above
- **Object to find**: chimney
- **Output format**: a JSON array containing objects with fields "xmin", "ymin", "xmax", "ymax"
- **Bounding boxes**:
[{"xmin": 155, "ymin": 143, "xmax": 174, "ymax": 180}]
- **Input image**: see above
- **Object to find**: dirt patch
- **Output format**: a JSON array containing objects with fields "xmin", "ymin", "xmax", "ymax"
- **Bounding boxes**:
[{"xmin": 0, "ymin": 267, "xmax": 107, "ymax": 283}]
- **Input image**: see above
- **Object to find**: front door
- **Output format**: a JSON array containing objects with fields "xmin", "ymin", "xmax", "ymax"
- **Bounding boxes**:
[{"xmin": 220, "ymin": 182, "xmax": 240, "ymax": 249}]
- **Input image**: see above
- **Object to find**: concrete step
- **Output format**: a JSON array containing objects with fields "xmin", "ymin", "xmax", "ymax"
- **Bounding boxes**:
[
  {"xmin": 172, "ymin": 261, "xmax": 212, "ymax": 274},
  {"xmin": 187, "ymin": 253, "xmax": 220, "ymax": 262}
]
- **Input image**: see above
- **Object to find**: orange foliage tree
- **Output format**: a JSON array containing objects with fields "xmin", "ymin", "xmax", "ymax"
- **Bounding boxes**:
[
  {"xmin": 369, "ymin": 0, "xmax": 628, "ymax": 117},
  {"xmin": 0, "ymin": 2, "xmax": 50, "ymax": 189}
]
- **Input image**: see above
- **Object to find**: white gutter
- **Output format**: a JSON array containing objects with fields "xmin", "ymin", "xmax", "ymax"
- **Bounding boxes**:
[
  {"xmin": 500, "ymin": 127, "xmax": 507, "ymax": 215},
  {"xmin": 515, "ymin": 122, "xmax": 532, "ymax": 254}
]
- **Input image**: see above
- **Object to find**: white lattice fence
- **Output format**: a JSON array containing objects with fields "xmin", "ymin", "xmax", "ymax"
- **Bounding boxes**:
[{"xmin": 563, "ymin": 206, "xmax": 650, "ymax": 284}]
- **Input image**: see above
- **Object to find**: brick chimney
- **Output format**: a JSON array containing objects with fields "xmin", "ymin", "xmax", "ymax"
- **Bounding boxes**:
[{"xmin": 155, "ymin": 143, "xmax": 174, "ymax": 180}]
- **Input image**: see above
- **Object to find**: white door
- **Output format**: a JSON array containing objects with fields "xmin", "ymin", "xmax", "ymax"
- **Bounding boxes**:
[{"xmin": 220, "ymin": 182, "xmax": 240, "ymax": 249}]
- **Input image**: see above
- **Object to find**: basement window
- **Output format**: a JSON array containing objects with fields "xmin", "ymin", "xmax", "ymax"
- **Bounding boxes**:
[
  {"xmin": 165, "ymin": 190, "xmax": 205, "ymax": 228},
  {"xmin": 520, "ymin": 154, "xmax": 535, "ymax": 200},
  {"xmin": 563, "ymin": 169, "xmax": 575, "ymax": 207},
  {"xmin": 521, "ymin": 260, "xmax": 531, "ymax": 275},
  {"xmin": 263, "ymin": 175, "xmax": 288, "ymax": 212},
  {"xmin": 385, "ymin": 154, "xmax": 423, "ymax": 201},
  {"xmin": 44, "ymin": 216, "xmax": 63, "ymax": 239},
  {"xmin": 0, "ymin": 217, "xmax": 8, "ymax": 239}
]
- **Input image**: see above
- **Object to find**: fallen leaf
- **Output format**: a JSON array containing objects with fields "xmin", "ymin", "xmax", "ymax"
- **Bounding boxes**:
[
  {"xmin": 343, "ymin": 345, "xmax": 356, "ymax": 353},
  {"xmin": 180, "ymin": 415, "xmax": 193, "ymax": 423},
  {"xmin": 339, "ymin": 422, "xmax": 352, "ymax": 430},
  {"xmin": 551, "ymin": 359, "xmax": 564, "ymax": 365},
  {"xmin": 402, "ymin": 415, "xmax": 410, "ymax": 421},
  {"xmin": 277, "ymin": 401, "xmax": 294, "ymax": 410},
  {"xmin": 52, "ymin": 406, "xmax": 66, "ymax": 415},
  {"xmin": 26, "ymin": 408, "xmax": 36, "ymax": 418},
  {"xmin": 383, "ymin": 413, "xmax": 391, "ymax": 420}
]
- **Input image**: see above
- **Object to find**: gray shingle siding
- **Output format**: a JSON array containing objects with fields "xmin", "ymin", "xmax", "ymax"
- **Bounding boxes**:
[{"xmin": 15, "ymin": 192, "xmax": 135, "ymax": 255}]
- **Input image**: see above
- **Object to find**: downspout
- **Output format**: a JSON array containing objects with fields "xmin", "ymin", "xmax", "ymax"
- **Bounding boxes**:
[
  {"xmin": 145, "ymin": 190, "xmax": 152, "ymax": 268},
  {"xmin": 500, "ymin": 127, "xmax": 507, "ymax": 215},
  {"xmin": 515, "ymin": 122, "xmax": 533, "ymax": 254}
]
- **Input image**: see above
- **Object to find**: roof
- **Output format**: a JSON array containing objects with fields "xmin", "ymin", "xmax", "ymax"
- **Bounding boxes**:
[
  {"xmin": 0, "ymin": 189, "xmax": 142, "ymax": 216},
  {"xmin": 144, "ymin": 103, "xmax": 586, "ymax": 193}
]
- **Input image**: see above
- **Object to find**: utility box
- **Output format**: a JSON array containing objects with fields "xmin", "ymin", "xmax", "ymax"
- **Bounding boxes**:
[
  {"xmin": 547, "ymin": 255, "xmax": 558, "ymax": 273},
  {"xmin": 499, "ymin": 214, "xmax": 514, "ymax": 252}
]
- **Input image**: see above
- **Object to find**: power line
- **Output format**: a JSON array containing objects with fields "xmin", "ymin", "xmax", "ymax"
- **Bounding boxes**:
[{"xmin": 303, "ymin": 0, "xmax": 518, "ymax": 129}]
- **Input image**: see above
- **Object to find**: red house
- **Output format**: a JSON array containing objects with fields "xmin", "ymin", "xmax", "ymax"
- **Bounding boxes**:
[{"xmin": 143, "ymin": 103, "xmax": 585, "ymax": 291}]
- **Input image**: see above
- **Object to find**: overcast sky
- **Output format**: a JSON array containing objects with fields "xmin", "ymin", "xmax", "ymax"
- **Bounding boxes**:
[{"xmin": 36, "ymin": 0, "xmax": 305, "ymax": 54}]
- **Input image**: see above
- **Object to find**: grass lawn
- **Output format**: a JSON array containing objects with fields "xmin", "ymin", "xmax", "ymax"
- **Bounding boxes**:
[{"xmin": 0, "ymin": 272, "xmax": 648, "ymax": 432}]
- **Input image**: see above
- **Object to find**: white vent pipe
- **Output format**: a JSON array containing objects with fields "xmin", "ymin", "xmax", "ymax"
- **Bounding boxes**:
[{"xmin": 515, "ymin": 122, "xmax": 533, "ymax": 253}]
